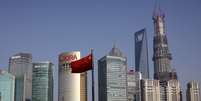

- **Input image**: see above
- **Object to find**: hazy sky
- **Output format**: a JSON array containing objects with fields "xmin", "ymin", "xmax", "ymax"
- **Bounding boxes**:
[{"xmin": 0, "ymin": 0, "xmax": 200, "ymax": 101}]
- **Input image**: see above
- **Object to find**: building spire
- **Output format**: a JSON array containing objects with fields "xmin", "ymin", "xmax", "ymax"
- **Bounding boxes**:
[
  {"xmin": 109, "ymin": 44, "xmax": 124, "ymax": 57},
  {"xmin": 112, "ymin": 42, "xmax": 117, "ymax": 49},
  {"xmin": 153, "ymin": 0, "xmax": 165, "ymax": 19},
  {"xmin": 152, "ymin": 1, "xmax": 166, "ymax": 36}
]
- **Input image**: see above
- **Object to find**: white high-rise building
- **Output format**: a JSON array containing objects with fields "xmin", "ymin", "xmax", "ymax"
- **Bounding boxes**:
[
  {"xmin": 58, "ymin": 51, "xmax": 81, "ymax": 101},
  {"xmin": 141, "ymin": 79, "xmax": 160, "ymax": 101},
  {"xmin": 166, "ymin": 80, "xmax": 181, "ymax": 101},
  {"xmin": 141, "ymin": 79, "xmax": 182, "ymax": 101},
  {"xmin": 127, "ymin": 70, "xmax": 142, "ymax": 101},
  {"xmin": 186, "ymin": 81, "xmax": 200, "ymax": 101}
]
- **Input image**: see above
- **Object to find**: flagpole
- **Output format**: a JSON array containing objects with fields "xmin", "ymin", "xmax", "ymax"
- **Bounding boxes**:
[{"xmin": 91, "ymin": 49, "xmax": 95, "ymax": 101}]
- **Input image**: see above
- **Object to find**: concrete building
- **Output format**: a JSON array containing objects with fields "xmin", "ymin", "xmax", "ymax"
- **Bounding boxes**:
[
  {"xmin": 141, "ymin": 79, "xmax": 160, "ymax": 101},
  {"xmin": 98, "ymin": 45, "xmax": 127, "ymax": 101},
  {"xmin": 186, "ymin": 81, "xmax": 200, "ymax": 101},
  {"xmin": 127, "ymin": 70, "xmax": 142, "ymax": 101},
  {"xmin": 166, "ymin": 80, "xmax": 181, "ymax": 101},
  {"xmin": 58, "ymin": 51, "xmax": 81, "ymax": 101},
  {"xmin": 8, "ymin": 53, "xmax": 32, "ymax": 101},
  {"xmin": 135, "ymin": 28, "xmax": 149, "ymax": 79},
  {"xmin": 0, "ymin": 70, "xmax": 15, "ymax": 101},
  {"xmin": 80, "ymin": 72, "xmax": 87, "ymax": 101},
  {"xmin": 32, "ymin": 62, "xmax": 53, "ymax": 101}
]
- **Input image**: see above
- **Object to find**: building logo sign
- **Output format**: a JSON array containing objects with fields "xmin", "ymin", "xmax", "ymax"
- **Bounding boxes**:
[
  {"xmin": 60, "ymin": 54, "xmax": 78, "ymax": 63},
  {"xmin": 59, "ymin": 51, "xmax": 80, "ymax": 63}
]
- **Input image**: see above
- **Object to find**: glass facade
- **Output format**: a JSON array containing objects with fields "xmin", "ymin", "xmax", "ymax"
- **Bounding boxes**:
[
  {"xmin": 98, "ymin": 46, "xmax": 127, "ymax": 101},
  {"xmin": 15, "ymin": 75, "xmax": 25, "ymax": 101},
  {"xmin": 0, "ymin": 70, "xmax": 15, "ymax": 101},
  {"xmin": 32, "ymin": 62, "xmax": 53, "ymax": 101},
  {"xmin": 135, "ymin": 29, "xmax": 149, "ymax": 79},
  {"xmin": 8, "ymin": 53, "xmax": 32, "ymax": 101}
]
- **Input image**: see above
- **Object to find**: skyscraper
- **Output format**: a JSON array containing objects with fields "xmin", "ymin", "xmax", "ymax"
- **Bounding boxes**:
[
  {"xmin": 58, "ymin": 51, "xmax": 81, "ymax": 101},
  {"xmin": 135, "ymin": 28, "xmax": 149, "ymax": 79},
  {"xmin": 186, "ymin": 81, "xmax": 200, "ymax": 101},
  {"xmin": 98, "ymin": 45, "xmax": 127, "ymax": 101},
  {"xmin": 141, "ymin": 79, "xmax": 160, "ymax": 101},
  {"xmin": 8, "ymin": 53, "xmax": 32, "ymax": 101},
  {"xmin": 127, "ymin": 69, "xmax": 142, "ymax": 101},
  {"xmin": 152, "ymin": 5, "xmax": 181, "ymax": 101},
  {"xmin": 152, "ymin": 7, "xmax": 177, "ymax": 81},
  {"xmin": 32, "ymin": 61, "xmax": 53, "ymax": 101},
  {"xmin": 0, "ymin": 70, "xmax": 15, "ymax": 101},
  {"xmin": 166, "ymin": 80, "xmax": 181, "ymax": 101}
]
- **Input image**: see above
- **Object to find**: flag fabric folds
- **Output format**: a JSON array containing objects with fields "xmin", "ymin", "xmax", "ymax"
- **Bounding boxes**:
[{"xmin": 70, "ymin": 54, "xmax": 93, "ymax": 73}]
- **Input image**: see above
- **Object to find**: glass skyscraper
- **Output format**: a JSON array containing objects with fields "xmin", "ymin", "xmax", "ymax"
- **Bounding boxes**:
[
  {"xmin": 0, "ymin": 70, "xmax": 15, "ymax": 101},
  {"xmin": 135, "ymin": 28, "xmax": 149, "ymax": 79},
  {"xmin": 98, "ymin": 45, "xmax": 127, "ymax": 101},
  {"xmin": 32, "ymin": 61, "xmax": 53, "ymax": 101},
  {"xmin": 8, "ymin": 53, "xmax": 32, "ymax": 101}
]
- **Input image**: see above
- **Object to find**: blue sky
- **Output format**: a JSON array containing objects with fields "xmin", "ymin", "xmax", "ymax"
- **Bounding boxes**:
[{"xmin": 0, "ymin": 0, "xmax": 201, "ymax": 101}]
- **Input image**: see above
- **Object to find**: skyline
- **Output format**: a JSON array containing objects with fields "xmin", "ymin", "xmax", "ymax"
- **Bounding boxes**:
[{"xmin": 0, "ymin": 0, "xmax": 201, "ymax": 101}]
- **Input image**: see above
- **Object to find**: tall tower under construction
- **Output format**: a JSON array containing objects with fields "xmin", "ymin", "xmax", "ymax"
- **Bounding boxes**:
[
  {"xmin": 152, "ymin": 5, "xmax": 182, "ymax": 101},
  {"xmin": 152, "ymin": 6, "xmax": 177, "ymax": 81}
]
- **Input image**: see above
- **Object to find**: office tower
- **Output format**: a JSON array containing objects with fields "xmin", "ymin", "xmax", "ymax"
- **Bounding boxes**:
[
  {"xmin": 58, "ymin": 51, "xmax": 81, "ymax": 101},
  {"xmin": 186, "ymin": 81, "xmax": 200, "ymax": 101},
  {"xmin": 127, "ymin": 69, "xmax": 142, "ymax": 101},
  {"xmin": 0, "ymin": 70, "xmax": 15, "ymax": 101},
  {"xmin": 32, "ymin": 62, "xmax": 53, "ymax": 101},
  {"xmin": 159, "ymin": 80, "xmax": 182, "ymax": 101},
  {"xmin": 166, "ymin": 80, "xmax": 181, "ymax": 101},
  {"xmin": 98, "ymin": 45, "xmax": 127, "ymax": 101},
  {"xmin": 80, "ymin": 72, "xmax": 87, "ymax": 101},
  {"xmin": 141, "ymin": 79, "xmax": 160, "ymax": 101},
  {"xmin": 8, "ymin": 53, "xmax": 32, "ymax": 101},
  {"xmin": 135, "ymin": 28, "xmax": 149, "ymax": 79}
]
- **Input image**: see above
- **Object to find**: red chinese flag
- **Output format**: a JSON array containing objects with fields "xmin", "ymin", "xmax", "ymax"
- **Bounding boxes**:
[{"xmin": 70, "ymin": 54, "xmax": 93, "ymax": 73}]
